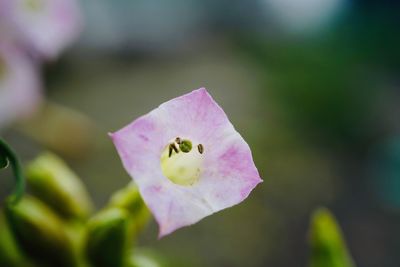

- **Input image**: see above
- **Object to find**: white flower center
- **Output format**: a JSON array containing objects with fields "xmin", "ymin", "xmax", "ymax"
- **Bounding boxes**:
[{"xmin": 160, "ymin": 138, "xmax": 204, "ymax": 186}]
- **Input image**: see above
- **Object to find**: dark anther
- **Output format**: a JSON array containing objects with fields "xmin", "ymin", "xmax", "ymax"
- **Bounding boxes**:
[
  {"xmin": 171, "ymin": 143, "xmax": 179, "ymax": 153},
  {"xmin": 197, "ymin": 144, "xmax": 204, "ymax": 154},
  {"xmin": 168, "ymin": 144, "xmax": 173, "ymax": 157}
]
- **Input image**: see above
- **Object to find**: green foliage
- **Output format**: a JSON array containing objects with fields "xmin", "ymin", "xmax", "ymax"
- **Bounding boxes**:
[
  {"xmin": 0, "ymin": 151, "xmax": 158, "ymax": 267},
  {"xmin": 235, "ymin": 13, "xmax": 400, "ymax": 147},
  {"xmin": 308, "ymin": 208, "xmax": 355, "ymax": 267},
  {"xmin": 4, "ymin": 196, "xmax": 77, "ymax": 267},
  {"xmin": 84, "ymin": 182, "xmax": 152, "ymax": 267},
  {"xmin": 0, "ymin": 138, "xmax": 25, "ymax": 205},
  {"xmin": 0, "ymin": 211, "xmax": 37, "ymax": 267},
  {"xmin": 85, "ymin": 208, "xmax": 130, "ymax": 267},
  {"xmin": 25, "ymin": 152, "xmax": 93, "ymax": 220},
  {"xmin": 128, "ymin": 249, "xmax": 166, "ymax": 267},
  {"xmin": 0, "ymin": 149, "xmax": 8, "ymax": 169},
  {"xmin": 109, "ymin": 182, "xmax": 151, "ymax": 239}
]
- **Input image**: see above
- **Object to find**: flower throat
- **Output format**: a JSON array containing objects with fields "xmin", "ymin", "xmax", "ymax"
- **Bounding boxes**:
[{"xmin": 161, "ymin": 137, "xmax": 204, "ymax": 186}]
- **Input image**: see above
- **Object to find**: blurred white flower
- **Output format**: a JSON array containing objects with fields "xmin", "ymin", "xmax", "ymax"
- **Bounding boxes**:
[
  {"xmin": 0, "ymin": 0, "xmax": 83, "ymax": 59},
  {"xmin": 0, "ymin": 41, "xmax": 42, "ymax": 127},
  {"xmin": 0, "ymin": 0, "xmax": 83, "ymax": 128}
]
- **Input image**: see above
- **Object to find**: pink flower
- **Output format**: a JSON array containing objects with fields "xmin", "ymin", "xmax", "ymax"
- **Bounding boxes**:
[
  {"xmin": 0, "ymin": 41, "xmax": 41, "ymax": 127},
  {"xmin": 110, "ymin": 88, "xmax": 262, "ymax": 237},
  {"xmin": 0, "ymin": 0, "xmax": 83, "ymax": 59}
]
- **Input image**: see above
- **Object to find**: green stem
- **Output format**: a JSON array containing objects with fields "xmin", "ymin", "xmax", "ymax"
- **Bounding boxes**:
[{"xmin": 0, "ymin": 138, "xmax": 25, "ymax": 205}]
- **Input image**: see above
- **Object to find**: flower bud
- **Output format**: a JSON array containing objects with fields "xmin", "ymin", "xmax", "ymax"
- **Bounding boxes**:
[
  {"xmin": 4, "ymin": 196, "xmax": 77, "ymax": 267},
  {"xmin": 26, "ymin": 152, "xmax": 93, "ymax": 220},
  {"xmin": 109, "ymin": 182, "xmax": 150, "ymax": 236},
  {"xmin": 0, "ymin": 209, "xmax": 36, "ymax": 267},
  {"xmin": 127, "ymin": 248, "xmax": 165, "ymax": 267},
  {"xmin": 85, "ymin": 208, "xmax": 130, "ymax": 267},
  {"xmin": 308, "ymin": 208, "xmax": 355, "ymax": 267}
]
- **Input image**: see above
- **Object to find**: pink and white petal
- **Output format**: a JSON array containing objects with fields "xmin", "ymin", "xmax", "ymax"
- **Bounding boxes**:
[
  {"xmin": 142, "ymin": 183, "xmax": 213, "ymax": 237},
  {"xmin": 156, "ymin": 88, "xmax": 261, "ymax": 216},
  {"xmin": 110, "ymin": 88, "xmax": 229, "ymax": 181},
  {"xmin": 155, "ymin": 88, "xmax": 232, "ymax": 143},
  {"xmin": 198, "ymin": 134, "xmax": 262, "ymax": 211},
  {"xmin": 0, "ymin": 42, "xmax": 42, "ymax": 127},
  {"xmin": 110, "ymin": 114, "xmax": 167, "ymax": 183},
  {"xmin": 111, "ymin": 88, "xmax": 262, "ymax": 237},
  {"xmin": 156, "ymin": 88, "xmax": 262, "ymax": 210},
  {"xmin": 110, "ymin": 115, "xmax": 213, "ymax": 237}
]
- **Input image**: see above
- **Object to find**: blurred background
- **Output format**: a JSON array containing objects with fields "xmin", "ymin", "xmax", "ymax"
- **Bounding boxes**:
[{"xmin": 1, "ymin": 0, "xmax": 400, "ymax": 266}]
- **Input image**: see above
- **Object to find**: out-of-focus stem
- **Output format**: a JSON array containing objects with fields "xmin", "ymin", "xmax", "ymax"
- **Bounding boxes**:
[{"xmin": 0, "ymin": 138, "xmax": 25, "ymax": 205}]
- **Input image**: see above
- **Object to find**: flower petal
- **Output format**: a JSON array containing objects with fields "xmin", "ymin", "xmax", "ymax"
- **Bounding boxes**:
[
  {"xmin": 1, "ymin": 0, "xmax": 83, "ymax": 59},
  {"xmin": 0, "ymin": 41, "xmax": 42, "ymax": 128},
  {"xmin": 110, "ymin": 88, "xmax": 262, "ymax": 237}
]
